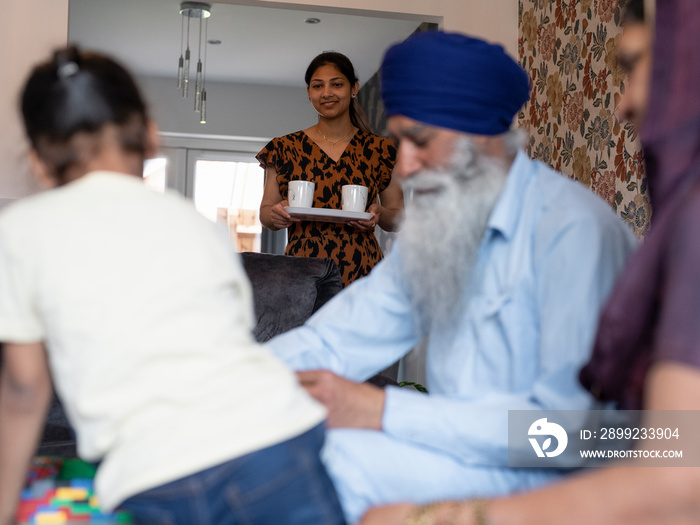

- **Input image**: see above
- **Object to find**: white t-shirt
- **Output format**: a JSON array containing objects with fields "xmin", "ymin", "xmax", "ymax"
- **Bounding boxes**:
[{"xmin": 0, "ymin": 171, "xmax": 325, "ymax": 510}]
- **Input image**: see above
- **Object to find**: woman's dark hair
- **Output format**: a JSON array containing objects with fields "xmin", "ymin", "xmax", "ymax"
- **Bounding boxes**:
[
  {"xmin": 304, "ymin": 51, "xmax": 373, "ymax": 134},
  {"xmin": 21, "ymin": 46, "xmax": 150, "ymax": 184},
  {"xmin": 621, "ymin": 0, "xmax": 644, "ymax": 25}
]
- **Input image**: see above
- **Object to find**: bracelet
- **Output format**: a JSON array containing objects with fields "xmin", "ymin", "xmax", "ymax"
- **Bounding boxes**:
[
  {"xmin": 470, "ymin": 498, "xmax": 490, "ymax": 525},
  {"xmin": 403, "ymin": 503, "xmax": 439, "ymax": 525},
  {"xmin": 402, "ymin": 499, "xmax": 489, "ymax": 525},
  {"xmin": 403, "ymin": 502, "xmax": 461, "ymax": 525}
]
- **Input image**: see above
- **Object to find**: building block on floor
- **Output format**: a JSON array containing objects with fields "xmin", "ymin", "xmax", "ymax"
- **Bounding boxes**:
[{"xmin": 17, "ymin": 457, "xmax": 133, "ymax": 525}]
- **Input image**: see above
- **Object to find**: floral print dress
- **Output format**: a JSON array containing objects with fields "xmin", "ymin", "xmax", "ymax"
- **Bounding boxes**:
[{"xmin": 257, "ymin": 129, "xmax": 396, "ymax": 287}]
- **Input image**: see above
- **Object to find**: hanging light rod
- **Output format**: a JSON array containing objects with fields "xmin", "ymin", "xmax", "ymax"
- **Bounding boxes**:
[
  {"xmin": 179, "ymin": 2, "xmax": 211, "ymax": 18},
  {"xmin": 177, "ymin": 2, "xmax": 211, "ymax": 124}
]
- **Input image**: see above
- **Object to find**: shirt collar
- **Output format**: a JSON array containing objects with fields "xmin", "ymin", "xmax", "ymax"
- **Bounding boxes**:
[{"xmin": 486, "ymin": 149, "xmax": 533, "ymax": 241}]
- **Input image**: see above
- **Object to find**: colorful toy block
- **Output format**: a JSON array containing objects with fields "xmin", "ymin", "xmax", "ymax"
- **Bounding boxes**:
[{"xmin": 16, "ymin": 457, "xmax": 133, "ymax": 525}]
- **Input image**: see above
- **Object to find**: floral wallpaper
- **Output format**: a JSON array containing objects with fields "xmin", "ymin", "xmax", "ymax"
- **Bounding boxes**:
[{"xmin": 517, "ymin": 0, "xmax": 650, "ymax": 236}]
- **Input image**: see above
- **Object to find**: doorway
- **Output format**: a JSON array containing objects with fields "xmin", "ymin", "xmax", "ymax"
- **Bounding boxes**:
[{"xmin": 142, "ymin": 137, "xmax": 287, "ymax": 254}]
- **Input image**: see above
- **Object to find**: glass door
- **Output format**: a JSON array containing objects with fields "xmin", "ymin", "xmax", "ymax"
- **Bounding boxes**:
[
  {"xmin": 142, "ymin": 157, "xmax": 167, "ymax": 193},
  {"xmin": 143, "ymin": 142, "xmax": 286, "ymax": 254},
  {"xmin": 142, "ymin": 146, "xmax": 187, "ymax": 194},
  {"xmin": 188, "ymin": 150, "xmax": 265, "ymax": 253}
]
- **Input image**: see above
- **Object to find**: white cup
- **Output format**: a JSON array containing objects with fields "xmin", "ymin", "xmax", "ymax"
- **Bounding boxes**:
[
  {"xmin": 288, "ymin": 180, "xmax": 315, "ymax": 208},
  {"xmin": 342, "ymin": 185, "xmax": 369, "ymax": 212}
]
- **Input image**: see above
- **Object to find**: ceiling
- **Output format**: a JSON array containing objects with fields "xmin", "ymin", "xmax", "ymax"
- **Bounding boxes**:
[{"xmin": 68, "ymin": 0, "xmax": 426, "ymax": 87}]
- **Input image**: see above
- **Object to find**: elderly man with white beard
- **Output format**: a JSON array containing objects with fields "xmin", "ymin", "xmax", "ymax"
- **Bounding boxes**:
[{"xmin": 267, "ymin": 31, "xmax": 637, "ymax": 524}]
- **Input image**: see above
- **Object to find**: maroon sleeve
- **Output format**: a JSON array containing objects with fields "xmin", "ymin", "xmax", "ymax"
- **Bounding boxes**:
[{"xmin": 653, "ymin": 190, "xmax": 700, "ymax": 369}]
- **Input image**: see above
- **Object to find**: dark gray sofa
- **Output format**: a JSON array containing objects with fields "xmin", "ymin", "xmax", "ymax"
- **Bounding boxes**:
[{"xmin": 240, "ymin": 252, "xmax": 342, "ymax": 342}]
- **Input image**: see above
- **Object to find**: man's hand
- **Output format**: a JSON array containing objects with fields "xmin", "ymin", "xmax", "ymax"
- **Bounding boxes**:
[{"xmin": 297, "ymin": 370, "xmax": 386, "ymax": 430}]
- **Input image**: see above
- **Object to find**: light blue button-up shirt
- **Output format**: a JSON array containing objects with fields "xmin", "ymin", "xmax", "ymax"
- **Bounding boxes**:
[{"xmin": 269, "ymin": 150, "xmax": 637, "ymax": 517}]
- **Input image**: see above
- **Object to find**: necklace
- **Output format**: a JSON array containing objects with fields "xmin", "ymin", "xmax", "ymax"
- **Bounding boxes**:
[{"xmin": 316, "ymin": 125, "xmax": 354, "ymax": 147}]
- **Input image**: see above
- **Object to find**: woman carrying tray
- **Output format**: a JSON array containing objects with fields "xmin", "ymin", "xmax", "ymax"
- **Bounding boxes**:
[{"xmin": 258, "ymin": 51, "xmax": 403, "ymax": 287}]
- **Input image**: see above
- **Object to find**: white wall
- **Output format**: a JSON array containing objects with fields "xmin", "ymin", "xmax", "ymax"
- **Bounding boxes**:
[
  {"xmin": 253, "ymin": 0, "xmax": 519, "ymax": 59},
  {"xmin": 2, "ymin": 0, "xmax": 518, "ymax": 201},
  {"xmin": 140, "ymin": 76, "xmax": 315, "ymax": 140},
  {"xmin": 0, "ymin": 0, "xmax": 69, "ymax": 202},
  {"xmin": 142, "ymin": 0, "xmax": 518, "ymax": 142},
  {"xmin": 143, "ymin": 0, "xmax": 520, "ymax": 143}
]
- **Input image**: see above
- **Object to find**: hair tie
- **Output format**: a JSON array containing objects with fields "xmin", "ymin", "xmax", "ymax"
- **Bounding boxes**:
[{"xmin": 57, "ymin": 61, "xmax": 79, "ymax": 79}]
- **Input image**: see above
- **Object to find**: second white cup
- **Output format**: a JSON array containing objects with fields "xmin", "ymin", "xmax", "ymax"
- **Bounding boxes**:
[
  {"xmin": 288, "ymin": 180, "xmax": 315, "ymax": 208},
  {"xmin": 342, "ymin": 184, "xmax": 369, "ymax": 212}
]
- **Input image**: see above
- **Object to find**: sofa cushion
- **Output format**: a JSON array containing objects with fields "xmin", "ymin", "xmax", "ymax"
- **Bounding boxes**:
[{"xmin": 240, "ymin": 252, "xmax": 342, "ymax": 342}]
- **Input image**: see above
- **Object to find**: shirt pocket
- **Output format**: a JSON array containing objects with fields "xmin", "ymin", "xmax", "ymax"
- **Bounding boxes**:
[{"xmin": 481, "ymin": 286, "xmax": 539, "ymax": 391}]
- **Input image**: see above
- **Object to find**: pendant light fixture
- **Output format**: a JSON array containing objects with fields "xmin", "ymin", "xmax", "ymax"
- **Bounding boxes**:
[{"xmin": 177, "ymin": 2, "xmax": 211, "ymax": 123}]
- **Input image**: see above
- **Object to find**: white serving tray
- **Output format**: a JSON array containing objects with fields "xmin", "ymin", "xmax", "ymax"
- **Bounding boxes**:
[{"xmin": 285, "ymin": 207, "xmax": 373, "ymax": 223}]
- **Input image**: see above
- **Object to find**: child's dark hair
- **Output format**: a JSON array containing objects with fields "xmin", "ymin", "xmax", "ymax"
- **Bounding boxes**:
[
  {"xmin": 304, "ymin": 51, "xmax": 373, "ymax": 134},
  {"xmin": 21, "ymin": 46, "xmax": 150, "ymax": 184}
]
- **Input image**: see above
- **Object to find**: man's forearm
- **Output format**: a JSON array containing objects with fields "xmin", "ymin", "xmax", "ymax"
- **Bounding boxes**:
[{"xmin": 0, "ymin": 373, "xmax": 52, "ymax": 525}]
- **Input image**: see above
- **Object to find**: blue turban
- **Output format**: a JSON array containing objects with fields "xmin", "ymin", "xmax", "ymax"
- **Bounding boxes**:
[{"xmin": 381, "ymin": 31, "xmax": 530, "ymax": 136}]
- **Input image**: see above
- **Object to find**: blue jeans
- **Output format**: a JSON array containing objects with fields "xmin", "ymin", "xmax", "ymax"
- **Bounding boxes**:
[{"xmin": 119, "ymin": 424, "xmax": 345, "ymax": 525}]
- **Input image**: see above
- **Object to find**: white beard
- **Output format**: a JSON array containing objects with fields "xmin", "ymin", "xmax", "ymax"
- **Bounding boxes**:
[{"xmin": 398, "ymin": 137, "xmax": 509, "ymax": 333}]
